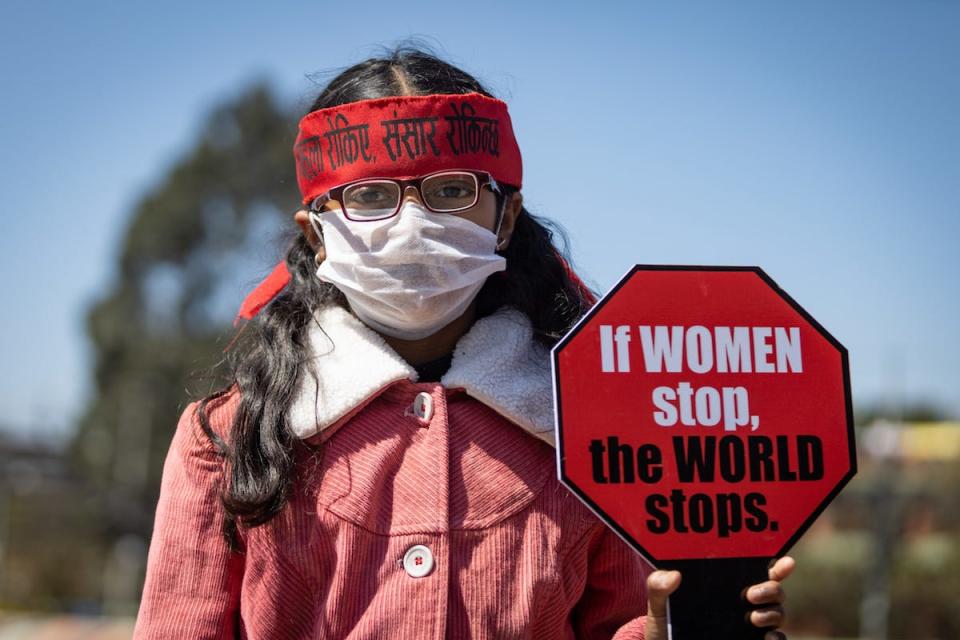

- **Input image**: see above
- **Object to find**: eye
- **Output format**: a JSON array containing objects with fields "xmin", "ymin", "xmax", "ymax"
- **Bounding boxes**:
[
  {"xmin": 343, "ymin": 181, "xmax": 400, "ymax": 209},
  {"xmin": 428, "ymin": 178, "xmax": 474, "ymax": 198},
  {"xmin": 351, "ymin": 186, "xmax": 391, "ymax": 204},
  {"xmin": 422, "ymin": 174, "xmax": 478, "ymax": 210},
  {"xmin": 435, "ymin": 183, "xmax": 471, "ymax": 198}
]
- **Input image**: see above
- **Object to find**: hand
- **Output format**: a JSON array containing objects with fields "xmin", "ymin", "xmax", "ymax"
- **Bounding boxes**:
[{"xmin": 644, "ymin": 556, "xmax": 796, "ymax": 640}]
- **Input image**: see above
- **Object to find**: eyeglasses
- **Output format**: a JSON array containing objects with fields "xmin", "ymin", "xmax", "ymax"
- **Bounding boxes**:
[{"xmin": 309, "ymin": 170, "xmax": 501, "ymax": 222}]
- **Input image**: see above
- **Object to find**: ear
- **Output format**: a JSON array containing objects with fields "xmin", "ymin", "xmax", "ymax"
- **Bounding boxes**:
[
  {"xmin": 496, "ymin": 191, "xmax": 523, "ymax": 251},
  {"xmin": 294, "ymin": 208, "xmax": 323, "ymax": 251}
]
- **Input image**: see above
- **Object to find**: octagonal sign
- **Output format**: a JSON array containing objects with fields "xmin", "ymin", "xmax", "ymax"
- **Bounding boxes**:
[{"xmin": 552, "ymin": 266, "xmax": 855, "ymax": 562}]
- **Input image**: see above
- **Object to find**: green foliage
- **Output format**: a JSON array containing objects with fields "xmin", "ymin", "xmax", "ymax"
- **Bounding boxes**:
[
  {"xmin": 888, "ymin": 533, "xmax": 960, "ymax": 639},
  {"xmin": 854, "ymin": 402, "xmax": 950, "ymax": 426},
  {"xmin": 785, "ymin": 531, "xmax": 869, "ymax": 637},
  {"xmin": 38, "ymin": 82, "xmax": 303, "ymax": 611}
]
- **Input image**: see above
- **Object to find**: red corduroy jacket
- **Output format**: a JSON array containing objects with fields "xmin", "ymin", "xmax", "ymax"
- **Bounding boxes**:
[{"xmin": 133, "ymin": 305, "xmax": 652, "ymax": 639}]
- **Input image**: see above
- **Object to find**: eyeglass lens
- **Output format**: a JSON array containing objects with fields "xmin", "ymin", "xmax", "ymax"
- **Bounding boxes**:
[{"xmin": 341, "ymin": 171, "xmax": 479, "ymax": 220}]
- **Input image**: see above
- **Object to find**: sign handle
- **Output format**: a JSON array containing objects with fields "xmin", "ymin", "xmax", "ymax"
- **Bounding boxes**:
[{"xmin": 657, "ymin": 557, "xmax": 772, "ymax": 640}]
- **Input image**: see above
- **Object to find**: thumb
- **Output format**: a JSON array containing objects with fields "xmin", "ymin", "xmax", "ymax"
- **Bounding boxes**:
[{"xmin": 645, "ymin": 570, "xmax": 682, "ymax": 640}]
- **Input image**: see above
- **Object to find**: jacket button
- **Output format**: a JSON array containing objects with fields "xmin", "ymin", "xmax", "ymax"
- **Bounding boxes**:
[
  {"xmin": 402, "ymin": 544, "xmax": 434, "ymax": 578},
  {"xmin": 412, "ymin": 392, "xmax": 434, "ymax": 422}
]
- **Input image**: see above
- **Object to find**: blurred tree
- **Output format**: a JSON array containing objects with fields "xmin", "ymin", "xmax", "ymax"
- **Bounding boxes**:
[
  {"xmin": 854, "ymin": 402, "xmax": 948, "ymax": 426},
  {"xmin": 56, "ymin": 81, "xmax": 301, "ymax": 612}
]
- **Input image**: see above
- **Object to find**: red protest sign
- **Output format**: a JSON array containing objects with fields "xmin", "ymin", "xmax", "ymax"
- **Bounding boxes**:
[{"xmin": 552, "ymin": 266, "xmax": 855, "ymax": 562}]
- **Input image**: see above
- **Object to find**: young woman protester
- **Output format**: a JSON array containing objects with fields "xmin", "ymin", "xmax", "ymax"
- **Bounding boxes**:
[{"xmin": 133, "ymin": 47, "xmax": 794, "ymax": 639}]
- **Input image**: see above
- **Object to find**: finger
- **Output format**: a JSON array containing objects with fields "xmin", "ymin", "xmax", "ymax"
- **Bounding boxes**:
[
  {"xmin": 646, "ymin": 570, "xmax": 682, "ymax": 619},
  {"xmin": 768, "ymin": 556, "xmax": 796, "ymax": 582},
  {"xmin": 764, "ymin": 632, "xmax": 787, "ymax": 640},
  {"xmin": 750, "ymin": 605, "xmax": 785, "ymax": 628},
  {"xmin": 745, "ymin": 580, "xmax": 785, "ymax": 605}
]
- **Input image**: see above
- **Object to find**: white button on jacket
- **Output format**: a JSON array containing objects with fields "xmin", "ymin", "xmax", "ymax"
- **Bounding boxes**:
[
  {"xmin": 412, "ymin": 391, "xmax": 433, "ymax": 421},
  {"xmin": 402, "ymin": 544, "xmax": 434, "ymax": 578}
]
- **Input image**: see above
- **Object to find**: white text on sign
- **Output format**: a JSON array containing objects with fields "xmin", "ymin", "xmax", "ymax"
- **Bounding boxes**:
[
  {"xmin": 598, "ymin": 325, "xmax": 804, "ymax": 433},
  {"xmin": 599, "ymin": 325, "xmax": 803, "ymax": 374}
]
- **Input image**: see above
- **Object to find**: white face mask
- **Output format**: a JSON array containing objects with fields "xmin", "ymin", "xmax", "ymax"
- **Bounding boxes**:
[{"xmin": 311, "ymin": 202, "xmax": 507, "ymax": 340}]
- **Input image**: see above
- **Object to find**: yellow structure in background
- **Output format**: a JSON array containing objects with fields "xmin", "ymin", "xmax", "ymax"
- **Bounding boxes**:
[
  {"xmin": 898, "ymin": 422, "xmax": 960, "ymax": 461},
  {"xmin": 861, "ymin": 420, "xmax": 960, "ymax": 462}
]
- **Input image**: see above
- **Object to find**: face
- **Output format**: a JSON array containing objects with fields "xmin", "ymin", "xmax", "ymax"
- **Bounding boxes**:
[{"xmin": 294, "ymin": 180, "xmax": 523, "ymax": 255}]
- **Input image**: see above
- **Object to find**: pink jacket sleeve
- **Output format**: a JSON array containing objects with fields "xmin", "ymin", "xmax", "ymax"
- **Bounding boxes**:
[
  {"xmin": 133, "ymin": 401, "xmax": 245, "ymax": 639},
  {"xmin": 570, "ymin": 521, "xmax": 652, "ymax": 640}
]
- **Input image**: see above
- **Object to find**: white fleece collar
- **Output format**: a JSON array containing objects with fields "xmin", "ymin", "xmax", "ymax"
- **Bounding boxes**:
[{"xmin": 288, "ymin": 304, "xmax": 556, "ymax": 447}]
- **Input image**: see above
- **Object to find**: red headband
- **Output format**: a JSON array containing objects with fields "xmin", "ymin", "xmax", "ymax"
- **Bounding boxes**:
[
  {"xmin": 236, "ymin": 92, "xmax": 530, "ymax": 324},
  {"xmin": 294, "ymin": 92, "xmax": 522, "ymax": 205}
]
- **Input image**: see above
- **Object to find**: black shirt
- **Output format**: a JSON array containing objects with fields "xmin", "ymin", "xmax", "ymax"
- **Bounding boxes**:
[{"xmin": 413, "ymin": 352, "xmax": 454, "ymax": 382}]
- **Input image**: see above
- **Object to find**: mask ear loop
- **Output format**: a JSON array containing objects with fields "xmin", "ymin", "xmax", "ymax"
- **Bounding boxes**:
[
  {"xmin": 494, "ymin": 192, "xmax": 508, "ymax": 251},
  {"xmin": 308, "ymin": 210, "xmax": 326, "ymax": 247},
  {"xmin": 307, "ymin": 210, "xmax": 327, "ymax": 266}
]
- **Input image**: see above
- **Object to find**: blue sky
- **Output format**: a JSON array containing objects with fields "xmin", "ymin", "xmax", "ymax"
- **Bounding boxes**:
[{"xmin": 1, "ymin": 1, "xmax": 957, "ymax": 441}]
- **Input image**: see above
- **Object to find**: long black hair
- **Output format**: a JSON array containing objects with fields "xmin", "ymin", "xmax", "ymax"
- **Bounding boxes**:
[{"xmin": 198, "ymin": 44, "xmax": 596, "ymax": 551}]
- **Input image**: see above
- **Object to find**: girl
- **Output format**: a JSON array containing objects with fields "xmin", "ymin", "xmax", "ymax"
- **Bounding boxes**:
[{"xmin": 133, "ymin": 47, "xmax": 793, "ymax": 639}]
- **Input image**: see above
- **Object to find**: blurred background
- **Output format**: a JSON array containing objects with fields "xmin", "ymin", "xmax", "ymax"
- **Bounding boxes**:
[{"xmin": 1, "ymin": 1, "xmax": 957, "ymax": 638}]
